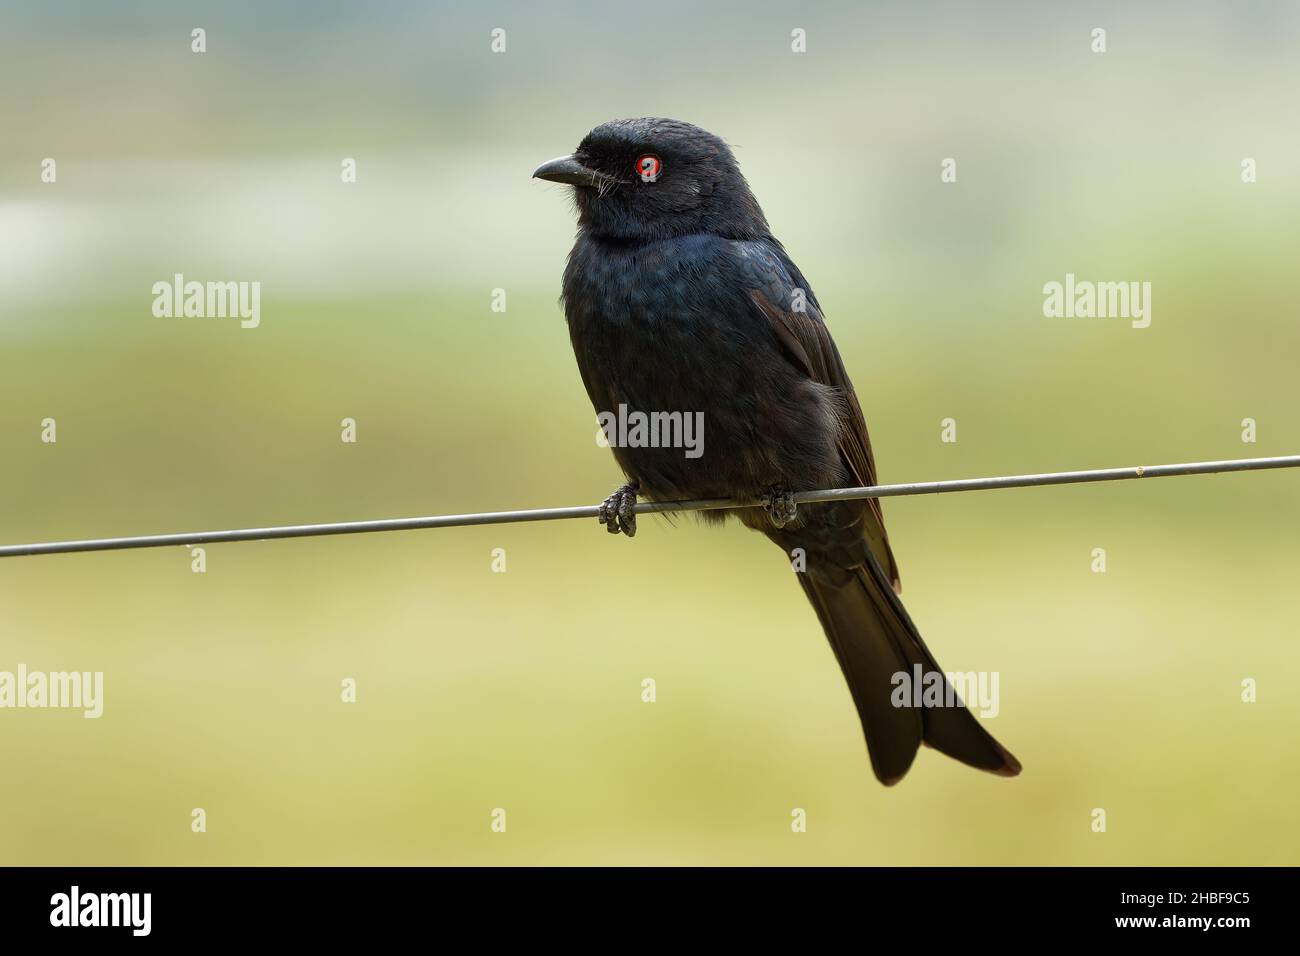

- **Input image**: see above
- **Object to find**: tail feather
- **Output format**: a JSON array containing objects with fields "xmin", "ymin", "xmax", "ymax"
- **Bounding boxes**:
[
  {"xmin": 798, "ymin": 573, "xmax": 921, "ymax": 784},
  {"xmin": 798, "ymin": 554, "xmax": 1021, "ymax": 785}
]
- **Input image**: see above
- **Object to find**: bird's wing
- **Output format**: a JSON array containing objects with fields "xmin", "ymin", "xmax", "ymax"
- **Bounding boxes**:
[{"xmin": 733, "ymin": 239, "xmax": 901, "ymax": 591}]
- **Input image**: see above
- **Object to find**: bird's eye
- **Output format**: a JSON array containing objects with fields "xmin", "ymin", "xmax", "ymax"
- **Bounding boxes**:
[{"xmin": 634, "ymin": 154, "xmax": 663, "ymax": 183}]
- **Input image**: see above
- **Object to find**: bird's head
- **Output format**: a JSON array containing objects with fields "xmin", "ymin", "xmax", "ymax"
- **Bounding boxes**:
[{"xmin": 533, "ymin": 117, "xmax": 769, "ymax": 242}]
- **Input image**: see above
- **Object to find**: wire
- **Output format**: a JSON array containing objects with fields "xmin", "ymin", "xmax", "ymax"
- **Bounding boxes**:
[{"xmin": 1, "ymin": 454, "xmax": 1296, "ymax": 559}]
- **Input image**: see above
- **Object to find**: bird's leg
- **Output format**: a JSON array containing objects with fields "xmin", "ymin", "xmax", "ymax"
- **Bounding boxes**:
[
  {"xmin": 762, "ymin": 485, "xmax": 797, "ymax": 529},
  {"xmin": 598, "ymin": 480, "xmax": 640, "ymax": 537}
]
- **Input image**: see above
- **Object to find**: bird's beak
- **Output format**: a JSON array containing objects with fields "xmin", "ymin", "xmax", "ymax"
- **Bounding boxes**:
[{"xmin": 532, "ymin": 154, "xmax": 604, "ymax": 187}]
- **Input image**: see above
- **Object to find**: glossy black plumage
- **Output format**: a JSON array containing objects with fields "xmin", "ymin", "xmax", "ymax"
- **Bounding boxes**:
[{"xmin": 537, "ymin": 118, "xmax": 1020, "ymax": 784}]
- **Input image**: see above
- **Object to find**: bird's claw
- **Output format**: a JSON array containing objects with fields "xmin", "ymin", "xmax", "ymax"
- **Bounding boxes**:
[
  {"xmin": 763, "ymin": 486, "xmax": 797, "ymax": 529},
  {"xmin": 598, "ymin": 481, "xmax": 639, "ymax": 537}
]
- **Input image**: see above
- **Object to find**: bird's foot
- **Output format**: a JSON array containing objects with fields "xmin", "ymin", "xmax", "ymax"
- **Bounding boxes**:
[
  {"xmin": 763, "ymin": 485, "xmax": 797, "ymax": 529},
  {"xmin": 598, "ymin": 481, "xmax": 640, "ymax": 537}
]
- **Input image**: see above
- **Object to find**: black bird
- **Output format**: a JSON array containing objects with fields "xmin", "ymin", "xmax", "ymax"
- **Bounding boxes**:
[{"xmin": 535, "ymin": 118, "xmax": 1020, "ymax": 785}]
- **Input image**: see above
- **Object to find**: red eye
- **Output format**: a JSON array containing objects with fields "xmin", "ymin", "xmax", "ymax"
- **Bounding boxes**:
[{"xmin": 634, "ymin": 154, "xmax": 662, "ymax": 182}]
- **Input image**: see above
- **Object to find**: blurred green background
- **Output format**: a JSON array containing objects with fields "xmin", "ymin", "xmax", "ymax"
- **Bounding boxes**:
[{"xmin": 1, "ymin": 0, "xmax": 1297, "ymax": 865}]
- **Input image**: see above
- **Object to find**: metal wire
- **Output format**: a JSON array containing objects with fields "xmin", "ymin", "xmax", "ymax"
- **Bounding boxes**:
[{"xmin": 1, "ymin": 454, "xmax": 1296, "ymax": 559}]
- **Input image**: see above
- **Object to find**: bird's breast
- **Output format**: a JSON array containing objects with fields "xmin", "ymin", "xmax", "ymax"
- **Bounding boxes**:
[
  {"xmin": 559, "ymin": 233, "xmax": 832, "ymax": 500},
  {"xmin": 561, "ymin": 235, "xmax": 738, "ymax": 403}
]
